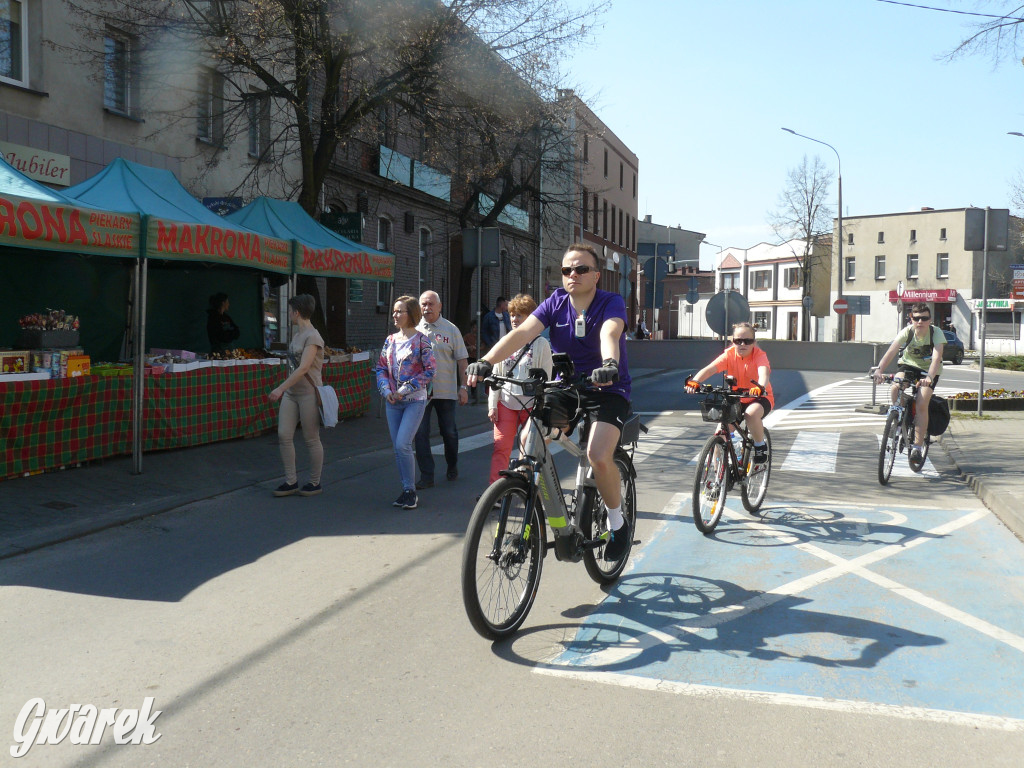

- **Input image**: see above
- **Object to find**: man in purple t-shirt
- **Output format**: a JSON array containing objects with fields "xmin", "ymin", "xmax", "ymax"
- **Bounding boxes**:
[{"xmin": 466, "ymin": 243, "xmax": 633, "ymax": 563}]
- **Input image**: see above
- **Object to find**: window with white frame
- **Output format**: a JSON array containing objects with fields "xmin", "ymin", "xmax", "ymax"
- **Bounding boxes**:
[
  {"xmin": 845, "ymin": 257, "xmax": 855, "ymax": 280},
  {"xmin": 783, "ymin": 267, "xmax": 800, "ymax": 290},
  {"xmin": 907, "ymin": 253, "xmax": 919, "ymax": 279},
  {"xmin": 721, "ymin": 272, "xmax": 739, "ymax": 291},
  {"xmin": 247, "ymin": 91, "xmax": 270, "ymax": 158},
  {"xmin": 874, "ymin": 255, "xmax": 886, "ymax": 280},
  {"xmin": 0, "ymin": 0, "xmax": 26, "ymax": 85},
  {"xmin": 753, "ymin": 311, "xmax": 771, "ymax": 331},
  {"xmin": 936, "ymin": 252, "xmax": 949, "ymax": 279},
  {"xmin": 377, "ymin": 217, "xmax": 391, "ymax": 251},
  {"xmin": 197, "ymin": 68, "xmax": 224, "ymax": 143},
  {"xmin": 103, "ymin": 30, "xmax": 135, "ymax": 115},
  {"xmin": 750, "ymin": 270, "xmax": 772, "ymax": 290}
]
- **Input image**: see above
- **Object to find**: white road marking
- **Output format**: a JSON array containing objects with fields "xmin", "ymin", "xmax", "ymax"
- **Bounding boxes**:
[{"xmin": 780, "ymin": 432, "xmax": 839, "ymax": 473}]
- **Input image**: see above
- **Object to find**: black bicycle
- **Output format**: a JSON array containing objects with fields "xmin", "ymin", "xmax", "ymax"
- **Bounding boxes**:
[
  {"xmin": 875, "ymin": 370, "xmax": 931, "ymax": 484},
  {"xmin": 690, "ymin": 382, "xmax": 772, "ymax": 533},
  {"xmin": 461, "ymin": 357, "xmax": 645, "ymax": 640}
]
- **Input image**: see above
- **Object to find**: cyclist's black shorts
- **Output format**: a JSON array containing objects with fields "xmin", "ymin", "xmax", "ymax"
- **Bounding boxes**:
[
  {"xmin": 742, "ymin": 396, "xmax": 772, "ymax": 416},
  {"xmin": 896, "ymin": 364, "xmax": 940, "ymax": 388},
  {"xmin": 579, "ymin": 389, "xmax": 632, "ymax": 431}
]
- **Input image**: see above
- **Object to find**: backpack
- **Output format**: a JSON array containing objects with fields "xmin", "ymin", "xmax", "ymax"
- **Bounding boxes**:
[{"xmin": 928, "ymin": 395, "xmax": 950, "ymax": 436}]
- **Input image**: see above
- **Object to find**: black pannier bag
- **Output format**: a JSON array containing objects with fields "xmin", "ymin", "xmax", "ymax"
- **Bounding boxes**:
[{"xmin": 928, "ymin": 395, "xmax": 950, "ymax": 436}]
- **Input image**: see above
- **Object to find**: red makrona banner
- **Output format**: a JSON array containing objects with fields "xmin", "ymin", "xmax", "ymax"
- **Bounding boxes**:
[
  {"xmin": 148, "ymin": 218, "xmax": 292, "ymax": 274},
  {"xmin": 0, "ymin": 193, "xmax": 139, "ymax": 258},
  {"xmin": 297, "ymin": 244, "xmax": 395, "ymax": 280},
  {"xmin": 888, "ymin": 288, "xmax": 958, "ymax": 303}
]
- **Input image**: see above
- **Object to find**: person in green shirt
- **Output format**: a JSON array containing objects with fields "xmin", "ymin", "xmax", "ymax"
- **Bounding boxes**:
[{"xmin": 871, "ymin": 302, "xmax": 944, "ymax": 465}]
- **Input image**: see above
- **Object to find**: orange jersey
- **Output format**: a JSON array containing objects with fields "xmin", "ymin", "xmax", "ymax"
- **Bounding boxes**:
[{"xmin": 711, "ymin": 345, "xmax": 774, "ymax": 407}]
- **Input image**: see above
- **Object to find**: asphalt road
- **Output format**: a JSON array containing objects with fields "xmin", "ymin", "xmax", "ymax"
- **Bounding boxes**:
[{"xmin": 1, "ymin": 368, "xmax": 1022, "ymax": 767}]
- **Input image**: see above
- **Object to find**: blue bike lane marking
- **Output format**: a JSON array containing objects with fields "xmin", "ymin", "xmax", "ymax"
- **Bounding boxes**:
[{"xmin": 536, "ymin": 496, "xmax": 1024, "ymax": 730}]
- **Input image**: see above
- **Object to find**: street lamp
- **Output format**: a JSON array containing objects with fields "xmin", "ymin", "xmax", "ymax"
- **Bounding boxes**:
[{"xmin": 782, "ymin": 127, "xmax": 844, "ymax": 341}]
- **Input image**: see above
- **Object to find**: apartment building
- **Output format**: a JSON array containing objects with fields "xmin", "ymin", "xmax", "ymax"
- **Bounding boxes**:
[{"xmin": 834, "ymin": 208, "xmax": 1022, "ymax": 349}]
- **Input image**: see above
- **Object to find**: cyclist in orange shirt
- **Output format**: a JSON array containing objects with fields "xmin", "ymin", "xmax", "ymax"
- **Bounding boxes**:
[{"xmin": 685, "ymin": 322, "xmax": 774, "ymax": 463}]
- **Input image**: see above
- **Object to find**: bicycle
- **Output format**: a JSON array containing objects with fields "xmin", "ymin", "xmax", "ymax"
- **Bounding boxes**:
[
  {"xmin": 689, "ymin": 381, "xmax": 772, "ymax": 533},
  {"xmin": 460, "ymin": 355, "xmax": 646, "ymax": 640},
  {"xmin": 874, "ymin": 369, "xmax": 931, "ymax": 484}
]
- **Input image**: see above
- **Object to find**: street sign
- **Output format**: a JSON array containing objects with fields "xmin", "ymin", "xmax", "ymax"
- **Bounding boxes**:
[
  {"xmin": 801, "ymin": 295, "xmax": 813, "ymax": 309},
  {"xmin": 1012, "ymin": 264, "xmax": 1024, "ymax": 301},
  {"xmin": 972, "ymin": 298, "xmax": 1012, "ymax": 310},
  {"xmin": 833, "ymin": 298, "xmax": 849, "ymax": 315},
  {"xmin": 643, "ymin": 257, "xmax": 668, "ymax": 307},
  {"xmin": 461, "ymin": 227, "xmax": 501, "ymax": 267},
  {"xmin": 896, "ymin": 280, "xmax": 905, "ymax": 298},
  {"xmin": 686, "ymin": 289, "xmax": 699, "ymax": 305},
  {"xmin": 705, "ymin": 291, "xmax": 750, "ymax": 335},
  {"xmin": 844, "ymin": 295, "xmax": 870, "ymax": 315}
]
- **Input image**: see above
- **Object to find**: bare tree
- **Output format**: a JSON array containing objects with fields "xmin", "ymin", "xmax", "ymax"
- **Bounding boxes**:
[{"xmin": 768, "ymin": 154, "xmax": 835, "ymax": 338}]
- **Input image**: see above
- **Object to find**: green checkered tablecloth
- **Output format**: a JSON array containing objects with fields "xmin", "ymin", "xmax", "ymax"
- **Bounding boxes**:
[{"xmin": 0, "ymin": 361, "xmax": 371, "ymax": 480}]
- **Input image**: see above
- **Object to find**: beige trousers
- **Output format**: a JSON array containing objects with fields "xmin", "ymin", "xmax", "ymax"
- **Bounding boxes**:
[{"xmin": 277, "ymin": 389, "xmax": 324, "ymax": 485}]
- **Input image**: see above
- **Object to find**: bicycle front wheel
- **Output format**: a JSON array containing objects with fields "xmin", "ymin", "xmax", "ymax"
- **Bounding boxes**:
[
  {"xmin": 878, "ymin": 410, "xmax": 899, "ymax": 485},
  {"xmin": 741, "ymin": 428, "xmax": 772, "ymax": 513},
  {"xmin": 582, "ymin": 452, "xmax": 637, "ymax": 584},
  {"xmin": 693, "ymin": 434, "xmax": 729, "ymax": 534},
  {"xmin": 461, "ymin": 477, "xmax": 545, "ymax": 640}
]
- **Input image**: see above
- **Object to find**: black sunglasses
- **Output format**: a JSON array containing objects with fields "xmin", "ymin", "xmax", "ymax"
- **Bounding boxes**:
[
  {"xmin": 911, "ymin": 315, "xmax": 931, "ymax": 322},
  {"xmin": 733, "ymin": 338, "xmax": 755, "ymax": 346},
  {"xmin": 561, "ymin": 265, "xmax": 593, "ymax": 276}
]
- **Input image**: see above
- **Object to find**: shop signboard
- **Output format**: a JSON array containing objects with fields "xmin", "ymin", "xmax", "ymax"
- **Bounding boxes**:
[
  {"xmin": 148, "ymin": 217, "xmax": 292, "ymax": 274},
  {"xmin": 1012, "ymin": 264, "xmax": 1024, "ymax": 301},
  {"xmin": 0, "ymin": 192, "xmax": 139, "ymax": 258},
  {"xmin": 298, "ymin": 244, "xmax": 394, "ymax": 280},
  {"xmin": 887, "ymin": 288, "xmax": 957, "ymax": 303}
]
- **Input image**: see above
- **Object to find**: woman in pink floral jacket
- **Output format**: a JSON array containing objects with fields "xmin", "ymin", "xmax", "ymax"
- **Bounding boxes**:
[{"xmin": 374, "ymin": 295, "xmax": 436, "ymax": 509}]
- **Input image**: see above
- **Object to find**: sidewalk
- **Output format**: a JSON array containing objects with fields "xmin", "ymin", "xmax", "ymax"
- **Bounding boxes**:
[{"xmin": 1, "ymin": 370, "xmax": 1020, "ymax": 558}]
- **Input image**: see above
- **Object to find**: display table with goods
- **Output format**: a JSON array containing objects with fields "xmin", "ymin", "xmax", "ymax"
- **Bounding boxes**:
[{"xmin": 0, "ymin": 354, "xmax": 372, "ymax": 481}]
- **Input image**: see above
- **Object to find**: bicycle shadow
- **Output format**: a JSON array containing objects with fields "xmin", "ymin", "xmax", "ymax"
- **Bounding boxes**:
[{"xmin": 496, "ymin": 571, "xmax": 944, "ymax": 674}]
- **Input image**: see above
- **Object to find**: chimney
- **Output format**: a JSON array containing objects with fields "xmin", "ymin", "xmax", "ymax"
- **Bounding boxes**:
[{"xmin": 643, "ymin": 214, "xmax": 652, "ymax": 223}]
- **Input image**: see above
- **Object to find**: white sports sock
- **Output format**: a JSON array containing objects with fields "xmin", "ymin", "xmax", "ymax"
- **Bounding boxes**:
[{"xmin": 606, "ymin": 505, "xmax": 623, "ymax": 530}]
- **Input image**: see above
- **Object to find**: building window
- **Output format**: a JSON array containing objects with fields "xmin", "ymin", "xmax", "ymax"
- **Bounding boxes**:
[
  {"xmin": 722, "ymin": 272, "xmax": 739, "ymax": 291},
  {"xmin": 847, "ymin": 232, "xmax": 854, "ymax": 245},
  {"xmin": 103, "ymin": 31, "xmax": 134, "ymax": 115},
  {"xmin": 907, "ymin": 253, "xmax": 919, "ymax": 279},
  {"xmin": 619, "ymin": 161, "xmax": 624, "ymax": 190},
  {"xmin": 753, "ymin": 311, "xmax": 771, "ymax": 332},
  {"xmin": 603, "ymin": 149, "xmax": 608, "ymax": 178},
  {"xmin": 875, "ymin": 255, "xmax": 886, "ymax": 280},
  {"xmin": 910, "ymin": 229, "xmax": 916, "ymax": 243},
  {"xmin": 583, "ymin": 134, "xmax": 589, "ymax": 163},
  {"xmin": 618, "ymin": 209, "xmax": 623, "ymax": 245},
  {"xmin": 197, "ymin": 69, "xmax": 225, "ymax": 143},
  {"xmin": 0, "ymin": 0, "xmax": 26, "ymax": 85},
  {"xmin": 632, "ymin": 173, "xmax": 637, "ymax": 199},
  {"xmin": 845, "ymin": 257, "xmax": 855, "ymax": 280},
  {"xmin": 419, "ymin": 227, "xmax": 432, "ymax": 259},
  {"xmin": 247, "ymin": 92, "xmax": 271, "ymax": 158},
  {"xmin": 783, "ymin": 267, "xmax": 800, "ymax": 289},
  {"xmin": 751, "ymin": 270, "xmax": 772, "ymax": 291},
  {"xmin": 610, "ymin": 204, "xmax": 616, "ymax": 243},
  {"xmin": 377, "ymin": 217, "xmax": 391, "ymax": 251},
  {"xmin": 877, "ymin": 231, "xmax": 885, "ymax": 244},
  {"xmin": 348, "ymin": 280, "xmax": 364, "ymax": 303},
  {"xmin": 936, "ymin": 252, "xmax": 949, "ymax": 279},
  {"xmin": 602, "ymin": 199, "xmax": 607, "ymax": 236},
  {"xmin": 940, "ymin": 227, "xmax": 947, "ymax": 240},
  {"xmin": 592, "ymin": 193, "xmax": 598, "ymax": 233}
]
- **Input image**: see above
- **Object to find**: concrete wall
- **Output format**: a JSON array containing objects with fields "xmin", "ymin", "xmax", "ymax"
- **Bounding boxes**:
[{"xmin": 626, "ymin": 339, "xmax": 884, "ymax": 374}]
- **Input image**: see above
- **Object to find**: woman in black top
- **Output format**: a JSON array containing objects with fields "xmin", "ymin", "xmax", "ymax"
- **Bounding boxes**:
[{"xmin": 206, "ymin": 292, "xmax": 240, "ymax": 353}]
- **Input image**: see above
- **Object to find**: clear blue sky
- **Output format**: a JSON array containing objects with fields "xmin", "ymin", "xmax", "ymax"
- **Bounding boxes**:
[{"xmin": 563, "ymin": 0, "xmax": 1024, "ymax": 267}]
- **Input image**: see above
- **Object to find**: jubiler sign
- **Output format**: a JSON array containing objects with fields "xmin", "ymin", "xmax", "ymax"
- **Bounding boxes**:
[{"xmin": 0, "ymin": 142, "xmax": 71, "ymax": 186}]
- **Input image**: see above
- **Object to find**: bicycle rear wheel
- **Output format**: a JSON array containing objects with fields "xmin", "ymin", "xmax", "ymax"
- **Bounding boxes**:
[
  {"xmin": 878, "ymin": 410, "xmax": 899, "ymax": 485},
  {"xmin": 693, "ymin": 434, "xmax": 729, "ymax": 534},
  {"xmin": 741, "ymin": 428, "xmax": 772, "ymax": 513},
  {"xmin": 582, "ymin": 452, "xmax": 637, "ymax": 584},
  {"xmin": 461, "ymin": 477, "xmax": 544, "ymax": 640}
]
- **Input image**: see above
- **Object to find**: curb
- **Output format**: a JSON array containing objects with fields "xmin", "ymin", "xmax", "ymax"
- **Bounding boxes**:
[{"xmin": 938, "ymin": 432, "xmax": 1024, "ymax": 543}]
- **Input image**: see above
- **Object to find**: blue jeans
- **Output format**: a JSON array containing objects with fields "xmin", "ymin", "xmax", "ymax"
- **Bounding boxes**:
[
  {"xmin": 386, "ymin": 399, "xmax": 427, "ymax": 492},
  {"xmin": 414, "ymin": 398, "xmax": 458, "ymax": 482}
]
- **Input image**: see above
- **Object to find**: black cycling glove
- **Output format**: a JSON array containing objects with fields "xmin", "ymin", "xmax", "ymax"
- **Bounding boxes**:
[
  {"xmin": 591, "ymin": 358, "xmax": 619, "ymax": 385},
  {"xmin": 466, "ymin": 360, "xmax": 493, "ymax": 380}
]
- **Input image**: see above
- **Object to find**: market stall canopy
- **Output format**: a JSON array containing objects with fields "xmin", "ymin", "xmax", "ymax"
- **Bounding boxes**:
[
  {"xmin": 65, "ymin": 158, "xmax": 291, "ymax": 274},
  {"xmin": 0, "ymin": 151, "xmax": 140, "ymax": 258},
  {"xmin": 227, "ymin": 197, "xmax": 394, "ymax": 281}
]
